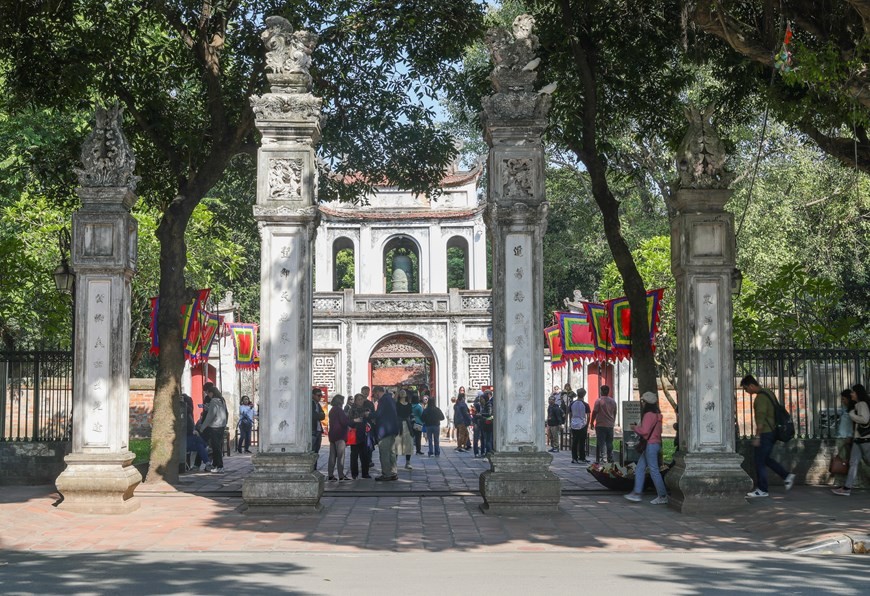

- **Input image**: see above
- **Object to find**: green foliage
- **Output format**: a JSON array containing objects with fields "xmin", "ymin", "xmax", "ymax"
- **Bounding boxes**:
[
  {"xmin": 446, "ymin": 246, "xmax": 467, "ymax": 290},
  {"xmin": 334, "ymin": 248, "xmax": 355, "ymax": 291},
  {"xmin": 129, "ymin": 438, "xmax": 151, "ymax": 464},
  {"xmin": 734, "ymin": 263, "xmax": 859, "ymax": 349}
]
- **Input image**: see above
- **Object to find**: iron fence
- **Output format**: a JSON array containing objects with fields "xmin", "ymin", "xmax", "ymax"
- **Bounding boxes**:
[
  {"xmin": 0, "ymin": 351, "xmax": 73, "ymax": 441},
  {"xmin": 734, "ymin": 349, "xmax": 870, "ymax": 439}
]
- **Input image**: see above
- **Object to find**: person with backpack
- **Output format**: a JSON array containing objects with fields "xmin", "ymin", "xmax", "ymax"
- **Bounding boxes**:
[
  {"xmin": 199, "ymin": 382, "xmax": 228, "ymax": 473},
  {"xmin": 740, "ymin": 374, "xmax": 795, "ymax": 498},
  {"xmin": 546, "ymin": 394, "xmax": 564, "ymax": 453}
]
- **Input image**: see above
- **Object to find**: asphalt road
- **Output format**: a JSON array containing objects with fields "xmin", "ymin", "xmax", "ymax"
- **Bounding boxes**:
[{"xmin": 0, "ymin": 551, "xmax": 864, "ymax": 595}]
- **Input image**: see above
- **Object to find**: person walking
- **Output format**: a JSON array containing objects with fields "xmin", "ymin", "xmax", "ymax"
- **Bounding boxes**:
[
  {"xmin": 454, "ymin": 393, "xmax": 472, "ymax": 453},
  {"xmin": 311, "ymin": 388, "xmax": 326, "ymax": 470},
  {"xmin": 347, "ymin": 393, "xmax": 372, "ymax": 479},
  {"xmin": 590, "ymin": 385, "xmax": 617, "ymax": 463},
  {"xmin": 624, "ymin": 392, "xmax": 668, "ymax": 505},
  {"xmin": 373, "ymin": 386, "xmax": 399, "ymax": 481},
  {"xmin": 411, "ymin": 394, "xmax": 425, "ymax": 455},
  {"xmin": 546, "ymin": 395, "xmax": 564, "ymax": 453},
  {"xmin": 741, "ymin": 375, "xmax": 795, "ymax": 498},
  {"xmin": 445, "ymin": 396, "xmax": 457, "ymax": 441},
  {"xmin": 327, "ymin": 394, "xmax": 353, "ymax": 481},
  {"xmin": 422, "ymin": 396, "xmax": 445, "ymax": 457},
  {"xmin": 199, "ymin": 382, "xmax": 228, "ymax": 473},
  {"xmin": 479, "ymin": 391, "xmax": 494, "ymax": 456},
  {"xmin": 832, "ymin": 384, "xmax": 870, "ymax": 496},
  {"xmin": 569, "ymin": 388, "xmax": 590, "ymax": 463},
  {"xmin": 236, "ymin": 395, "xmax": 255, "ymax": 454},
  {"xmin": 395, "ymin": 390, "xmax": 415, "ymax": 470}
]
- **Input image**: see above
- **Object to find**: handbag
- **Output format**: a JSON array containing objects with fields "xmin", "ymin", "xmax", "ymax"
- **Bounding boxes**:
[
  {"xmin": 413, "ymin": 422, "xmax": 423, "ymax": 432},
  {"xmin": 634, "ymin": 421, "xmax": 657, "ymax": 454},
  {"xmin": 346, "ymin": 427, "xmax": 357, "ymax": 446},
  {"xmin": 829, "ymin": 454, "xmax": 849, "ymax": 475}
]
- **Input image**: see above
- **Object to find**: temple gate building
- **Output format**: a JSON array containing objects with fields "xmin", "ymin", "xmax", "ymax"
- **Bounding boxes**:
[{"xmin": 310, "ymin": 164, "xmax": 494, "ymax": 409}]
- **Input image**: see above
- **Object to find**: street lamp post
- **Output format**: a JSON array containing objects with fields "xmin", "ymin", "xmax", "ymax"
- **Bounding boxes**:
[{"xmin": 54, "ymin": 229, "xmax": 75, "ymax": 440}]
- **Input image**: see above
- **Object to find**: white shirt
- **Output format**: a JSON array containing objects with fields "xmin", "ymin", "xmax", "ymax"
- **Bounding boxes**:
[{"xmin": 569, "ymin": 400, "xmax": 587, "ymax": 430}]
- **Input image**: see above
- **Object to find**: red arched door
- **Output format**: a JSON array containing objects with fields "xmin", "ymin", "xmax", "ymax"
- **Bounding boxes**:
[{"xmin": 190, "ymin": 363, "xmax": 217, "ymax": 422}]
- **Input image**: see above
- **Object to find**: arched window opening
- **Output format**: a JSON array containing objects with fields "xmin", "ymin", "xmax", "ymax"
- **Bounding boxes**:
[
  {"xmin": 383, "ymin": 236, "xmax": 420, "ymax": 293},
  {"xmin": 332, "ymin": 237, "xmax": 355, "ymax": 291},
  {"xmin": 446, "ymin": 236, "xmax": 469, "ymax": 290}
]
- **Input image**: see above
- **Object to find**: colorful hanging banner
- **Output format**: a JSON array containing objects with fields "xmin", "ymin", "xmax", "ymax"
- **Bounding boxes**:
[
  {"xmin": 582, "ymin": 302, "xmax": 612, "ymax": 361},
  {"xmin": 605, "ymin": 288, "xmax": 665, "ymax": 360},
  {"xmin": 544, "ymin": 324, "xmax": 565, "ymax": 369},
  {"xmin": 198, "ymin": 311, "xmax": 222, "ymax": 362},
  {"xmin": 556, "ymin": 311, "xmax": 596, "ymax": 360},
  {"xmin": 148, "ymin": 289, "xmax": 211, "ymax": 361},
  {"xmin": 181, "ymin": 289, "xmax": 211, "ymax": 358},
  {"xmin": 229, "ymin": 323, "xmax": 260, "ymax": 370}
]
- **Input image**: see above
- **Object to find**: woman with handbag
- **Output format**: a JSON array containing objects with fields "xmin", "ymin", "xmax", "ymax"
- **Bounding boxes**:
[
  {"xmin": 394, "ymin": 390, "xmax": 416, "ymax": 470},
  {"xmin": 832, "ymin": 384, "xmax": 870, "ymax": 496},
  {"xmin": 624, "ymin": 392, "xmax": 668, "ymax": 505},
  {"xmin": 327, "ymin": 394, "xmax": 355, "ymax": 481},
  {"xmin": 348, "ymin": 393, "xmax": 372, "ymax": 479}
]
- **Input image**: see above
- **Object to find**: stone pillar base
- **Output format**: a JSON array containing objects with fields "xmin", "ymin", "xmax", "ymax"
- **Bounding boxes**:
[
  {"xmin": 665, "ymin": 452, "xmax": 752, "ymax": 514},
  {"xmin": 479, "ymin": 451, "xmax": 561, "ymax": 514},
  {"xmin": 242, "ymin": 452, "xmax": 323, "ymax": 513},
  {"xmin": 55, "ymin": 452, "xmax": 142, "ymax": 514}
]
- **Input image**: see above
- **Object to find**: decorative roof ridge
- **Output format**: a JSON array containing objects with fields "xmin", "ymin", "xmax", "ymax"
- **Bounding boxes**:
[{"xmin": 318, "ymin": 204, "xmax": 484, "ymax": 221}]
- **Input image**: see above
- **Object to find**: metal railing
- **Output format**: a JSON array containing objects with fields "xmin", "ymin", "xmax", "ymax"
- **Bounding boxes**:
[
  {"xmin": 734, "ymin": 349, "xmax": 870, "ymax": 439},
  {"xmin": 0, "ymin": 351, "xmax": 73, "ymax": 441}
]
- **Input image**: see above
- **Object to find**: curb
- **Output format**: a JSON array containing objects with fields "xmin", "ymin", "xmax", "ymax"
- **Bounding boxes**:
[{"xmin": 792, "ymin": 534, "xmax": 870, "ymax": 555}]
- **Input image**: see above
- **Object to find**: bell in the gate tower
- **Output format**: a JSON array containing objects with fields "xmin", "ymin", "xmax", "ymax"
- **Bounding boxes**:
[{"xmin": 391, "ymin": 253, "xmax": 412, "ymax": 293}]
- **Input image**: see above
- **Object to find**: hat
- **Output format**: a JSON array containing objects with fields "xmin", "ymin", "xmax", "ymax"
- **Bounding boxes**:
[
  {"xmin": 548, "ymin": 395, "xmax": 556, "ymax": 401},
  {"xmin": 641, "ymin": 391, "xmax": 658, "ymax": 404}
]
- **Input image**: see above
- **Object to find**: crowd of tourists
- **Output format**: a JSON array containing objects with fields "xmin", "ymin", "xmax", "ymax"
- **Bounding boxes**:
[{"xmin": 311, "ymin": 385, "xmax": 500, "ymax": 481}]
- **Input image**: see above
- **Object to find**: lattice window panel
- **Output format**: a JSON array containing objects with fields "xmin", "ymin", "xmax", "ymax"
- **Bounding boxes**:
[
  {"xmin": 466, "ymin": 351, "xmax": 492, "ymax": 391},
  {"xmin": 312, "ymin": 353, "xmax": 337, "ymax": 393}
]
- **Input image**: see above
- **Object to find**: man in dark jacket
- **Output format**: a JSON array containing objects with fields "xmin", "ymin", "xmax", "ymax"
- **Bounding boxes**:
[
  {"xmin": 454, "ymin": 395, "xmax": 472, "ymax": 453},
  {"xmin": 546, "ymin": 394, "xmax": 564, "ymax": 453},
  {"xmin": 373, "ymin": 386, "xmax": 399, "ymax": 481}
]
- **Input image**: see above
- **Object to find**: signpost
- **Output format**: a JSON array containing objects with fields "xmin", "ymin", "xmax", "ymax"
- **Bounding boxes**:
[{"xmin": 621, "ymin": 401, "xmax": 642, "ymax": 465}]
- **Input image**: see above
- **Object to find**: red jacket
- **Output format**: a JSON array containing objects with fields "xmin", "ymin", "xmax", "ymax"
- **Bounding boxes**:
[{"xmin": 328, "ymin": 406, "xmax": 350, "ymax": 443}]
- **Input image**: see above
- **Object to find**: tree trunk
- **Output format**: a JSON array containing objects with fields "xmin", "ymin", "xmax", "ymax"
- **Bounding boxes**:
[
  {"xmin": 148, "ymin": 198, "xmax": 194, "ymax": 483},
  {"xmin": 585, "ymin": 160, "xmax": 658, "ymax": 396}
]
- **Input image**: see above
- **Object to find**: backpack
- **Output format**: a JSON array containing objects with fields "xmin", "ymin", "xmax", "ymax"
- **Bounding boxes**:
[{"xmin": 762, "ymin": 390, "xmax": 795, "ymax": 443}]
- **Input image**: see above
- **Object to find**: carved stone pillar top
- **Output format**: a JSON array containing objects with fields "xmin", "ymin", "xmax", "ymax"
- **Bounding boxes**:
[
  {"xmin": 261, "ymin": 15, "xmax": 318, "ymax": 93},
  {"xmin": 675, "ymin": 105, "xmax": 734, "ymax": 192},
  {"xmin": 74, "ymin": 104, "xmax": 139, "ymax": 211},
  {"xmin": 480, "ymin": 15, "xmax": 554, "ymax": 143}
]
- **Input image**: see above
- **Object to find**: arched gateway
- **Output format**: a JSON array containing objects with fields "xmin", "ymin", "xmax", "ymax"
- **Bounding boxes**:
[
  {"xmin": 369, "ymin": 334, "xmax": 436, "ymax": 394},
  {"xmin": 242, "ymin": 15, "xmax": 560, "ymax": 513}
]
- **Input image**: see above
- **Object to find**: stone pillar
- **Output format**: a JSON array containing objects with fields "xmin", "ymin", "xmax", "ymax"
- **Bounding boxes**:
[
  {"xmin": 665, "ymin": 106, "xmax": 752, "ymax": 513},
  {"xmin": 55, "ymin": 105, "xmax": 142, "ymax": 514},
  {"xmin": 242, "ymin": 16, "xmax": 323, "ymax": 512},
  {"xmin": 478, "ymin": 15, "xmax": 560, "ymax": 514}
]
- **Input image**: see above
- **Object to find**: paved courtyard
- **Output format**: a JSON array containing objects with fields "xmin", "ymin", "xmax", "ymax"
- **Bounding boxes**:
[{"xmin": 1, "ymin": 439, "xmax": 866, "ymax": 556}]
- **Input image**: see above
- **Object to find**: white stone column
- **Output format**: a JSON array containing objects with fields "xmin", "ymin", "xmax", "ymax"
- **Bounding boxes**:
[
  {"xmin": 478, "ymin": 15, "xmax": 560, "ymax": 514},
  {"xmin": 55, "ymin": 105, "xmax": 142, "ymax": 514},
  {"xmin": 665, "ymin": 107, "xmax": 752, "ymax": 512},
  {"xmin": 242, "ymin": 16, "xmax": 323, "ymax": 512}
]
